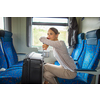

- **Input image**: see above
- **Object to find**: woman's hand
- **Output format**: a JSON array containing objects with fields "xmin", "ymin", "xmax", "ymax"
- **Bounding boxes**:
[{"xmin": 42, "ymin": 44, "xmax": 49, "ymax": 50}]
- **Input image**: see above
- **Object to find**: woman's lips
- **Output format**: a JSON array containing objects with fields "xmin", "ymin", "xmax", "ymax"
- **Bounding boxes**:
[{"xmin": 47, "ymin": 37, "xmax": 50, "ymax": 39}]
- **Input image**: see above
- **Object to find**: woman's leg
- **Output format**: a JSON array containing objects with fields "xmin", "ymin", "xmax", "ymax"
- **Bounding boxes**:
[
  {"xmin": 43, "ymin": 63, "xmax": 76, "ymax": 84},
  {"xmin": 44, "ymin": 71, "xmax": 57, "ymax": 84}
]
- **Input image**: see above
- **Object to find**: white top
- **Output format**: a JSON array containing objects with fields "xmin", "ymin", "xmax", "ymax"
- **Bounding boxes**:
[{"xmin": 39, "ymin": 36, "xmax": 76, "ymax": 72}]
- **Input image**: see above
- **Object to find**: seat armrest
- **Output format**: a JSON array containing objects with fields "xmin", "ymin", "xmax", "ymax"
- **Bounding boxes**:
[
  {"xmin": 17, "ymin": 53, "xmax": 26, "ymax": 56},
  {"xmin": 96, "ymin": 66, "xmax": 100, "ymax": 71},
  {"xmin": 75, "ymin": 69, "xmax": 98, "ymax": 75},
  {"xmin": 75, "ymin": 69, "xmax": 96, "ymax": 71}
]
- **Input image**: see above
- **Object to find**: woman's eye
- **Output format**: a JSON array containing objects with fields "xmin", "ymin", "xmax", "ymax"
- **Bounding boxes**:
[{"xmin": 50, "ymin": 33, "xmax": 52, "ymax": 35}]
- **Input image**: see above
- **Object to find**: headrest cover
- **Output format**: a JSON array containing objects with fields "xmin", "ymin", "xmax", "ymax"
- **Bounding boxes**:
[
  {"xmin": 86, "ymin": 29, "xmax": 100, "ymax": 39},
  {"xmin": 96, "ymin": 29, "xmax": 100, "ymax": 39},
  {"xmin": 86, "ymin": 29, "xmax": 100, "ymax": 45},
  {"xmin": 0, "ymin": 30, "xmax": 12, "ymax": 37}
]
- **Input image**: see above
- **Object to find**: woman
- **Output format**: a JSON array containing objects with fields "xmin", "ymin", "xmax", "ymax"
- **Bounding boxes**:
[{"xmin": 39, "ymin": 27, "xmax": 77, "ymax": 84}]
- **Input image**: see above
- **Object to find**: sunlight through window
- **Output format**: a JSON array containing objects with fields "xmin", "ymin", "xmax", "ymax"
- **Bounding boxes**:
[
  {"xmin": 32, "ymin": 17, "xmax": 69, "ymax": 47},
  {"xmin": 0, "ymin": 17, "xmax": 4, "ymax": 30}
]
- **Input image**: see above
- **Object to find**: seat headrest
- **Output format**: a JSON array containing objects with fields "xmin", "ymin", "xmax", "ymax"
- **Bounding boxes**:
[
  {"xmin": 0, "ymin": 30, "xmax": 12, "ymax": 42},
  {"xmin": 86, "ymin": 29, "xmax": 100, "ymax": 45},
  {"xmin": 77, "ymin": 33, "xmax": 85, "ymax": 44},
  {"xmin": 0, "ymin": 30, "xmax": 12, "ymax": 37}
]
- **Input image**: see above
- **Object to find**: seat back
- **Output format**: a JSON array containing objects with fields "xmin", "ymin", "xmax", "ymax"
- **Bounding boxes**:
[
  {"xmin": 0, "ymin": 38, "xmax": 8, "ymax": 69},
  {"xmin": 71, "ymin": 33, "xmax": 85, "ymax": 61},
  {"xmin": 0, "ymin": 30, "xmax": 18, "ymax": 68},
  {"xmin": 77, "ymin": 29, "xmax": 100, "ymax": 83}
]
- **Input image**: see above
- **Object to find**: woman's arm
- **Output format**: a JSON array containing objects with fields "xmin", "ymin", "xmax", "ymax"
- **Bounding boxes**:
[
  {"xmin": 39, "ymin": 36, "xmax": 61, "ymax": 48},
  {"xmin": 42, "ymin": 44, "xmax": 49, "ymax": 50}
]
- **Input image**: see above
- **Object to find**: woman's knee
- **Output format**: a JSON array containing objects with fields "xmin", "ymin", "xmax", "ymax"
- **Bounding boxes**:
[{"xmin": 44, "ymin": 63, "xmax": 50, "ymax": 71}]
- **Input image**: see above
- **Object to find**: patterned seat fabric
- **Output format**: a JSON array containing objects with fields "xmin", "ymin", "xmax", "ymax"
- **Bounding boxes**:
[
  {"xmin": 55, "ymin": 29, "xmax": 100, "ymax": 84},
  {"xmin": 0, "ymin": 67, "xmax": 22, "ymax": 84},
  {"xmin": 0, "ymin": 30, "xmax": 22, "ymax": 84},
  {"xmin": 0, "ymin": 30, "xmax": 23, "ymax": 68},
  {"xmin": 0, "ymin": 39, "xmax": 8, "ymax": 69},
  {"xmin": 71, "ymin": 33, "xmax": 85, "ymax": 61}
]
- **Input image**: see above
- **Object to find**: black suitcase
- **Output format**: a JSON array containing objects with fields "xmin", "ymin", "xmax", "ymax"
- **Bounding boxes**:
[{"xmin": 21, "ymin": 52, "xmax": 44, "ymax": 84}]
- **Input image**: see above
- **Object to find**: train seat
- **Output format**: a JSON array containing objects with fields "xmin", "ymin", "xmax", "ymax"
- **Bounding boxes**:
[
  {"xmin": 55, "ymin": 29, "xmax": 100, "ymax": 84},
  {"xmin": 0, "ymin": 38, "xmax": 22, "ymax": 84},
  {"xmin": 0, "ymin": 67, "xmax": 22, "ymax": 84},
  {"xmin": 71, "ymin": 33, "xmax": 85, "ymax": 61},
  {"xmin": 55, "ymin": 33, "xmax": 85, "ymax": 65},
  {"xmin": 0, "ymin": 30, "xmax": 25, "ymax": 68}
]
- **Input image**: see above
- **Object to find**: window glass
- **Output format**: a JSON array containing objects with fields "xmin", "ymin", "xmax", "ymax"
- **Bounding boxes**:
[
  {"xmin": 0, "ymin": 17, "xmax": 4, "ymax": 30},
  {"xmin": 32, "ymin": 17, "xmax": 68, "ymax": 47}
]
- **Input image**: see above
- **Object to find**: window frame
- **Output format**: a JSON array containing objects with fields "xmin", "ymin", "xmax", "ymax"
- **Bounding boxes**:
[{"xmin": 32, "ymin": 17, "xmax": 68, "ymax": 26}]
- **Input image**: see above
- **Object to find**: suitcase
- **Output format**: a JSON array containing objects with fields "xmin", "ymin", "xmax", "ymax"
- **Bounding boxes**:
[{"xmin": 21, "ymin": 52, "xmax": 44, "ymax": 84}]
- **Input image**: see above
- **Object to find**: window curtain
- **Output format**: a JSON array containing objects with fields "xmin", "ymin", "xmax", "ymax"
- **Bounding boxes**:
[
  {"xmin": 4, "ymin": 17, "xmax": 11, "ymax": 31},
  {"xmin": 68, "ymin": 17, "xmax": 78, "ymax": 48},
  {"xmin": 26, "ymin": 17, "xmax": 32, "ymax": 47}
]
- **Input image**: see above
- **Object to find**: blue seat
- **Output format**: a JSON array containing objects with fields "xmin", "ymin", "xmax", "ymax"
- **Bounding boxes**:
[
  {"xmin": 0, "ymin": 30, "xmax": 24, "ymax": 68},
  {"xmin": 71, "ymin": 33, "xmax": 85, "ymax": 61},
  {"xmin": 55, "ymin": 33, "xmax": 85, "ymax": 65},
  {"xmin": 0, "ymin": 30, "xmax": 23, "ymax": 84},
  {"xmin": 55, "ymin": 29, "xmax": 100, "ymax": 84},
  {"xmin": 0, "ymin": 37, "xmax": 22, "ymax": 84},
  {"xmin": 0, "ymin": 67, "xmax": 22, "ymax": 84},
  {"xmin": 0, "ymin": 39, "xmax": 8, "ymax": 69}
]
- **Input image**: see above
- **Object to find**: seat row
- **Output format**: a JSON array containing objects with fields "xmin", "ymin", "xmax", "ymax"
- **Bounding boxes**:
[
  {"xmin": 55, "ymin": 29, "xmax": 100, "ymax": 84},
  {"xmin": 0, "ymin": 30, "xmax": 24, "ymax": 84}
]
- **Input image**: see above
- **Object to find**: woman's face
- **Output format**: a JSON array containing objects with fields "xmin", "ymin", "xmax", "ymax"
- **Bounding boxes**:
[{"xmin": 47, "ymin": 29, "xmax": 58, "ymax": 41}]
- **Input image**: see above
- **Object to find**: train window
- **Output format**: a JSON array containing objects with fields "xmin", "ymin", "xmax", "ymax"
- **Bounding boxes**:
[
  {"xmin": 32, "ymin": 17, "xmax": 69, "ymax": 47},
  {"xmin": 0, "ymin": 17, "xmax": 4, "ymax": 30}
]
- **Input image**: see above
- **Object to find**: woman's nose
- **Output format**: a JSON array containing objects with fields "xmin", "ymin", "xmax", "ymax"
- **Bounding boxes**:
[{"xmin": 48, "ymin": 35, "xmax": 50, "ymax": 38}]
